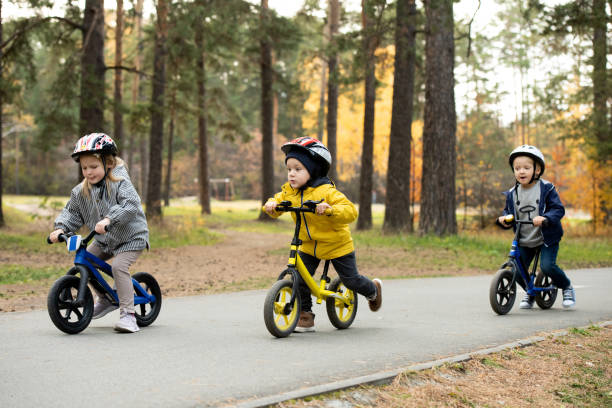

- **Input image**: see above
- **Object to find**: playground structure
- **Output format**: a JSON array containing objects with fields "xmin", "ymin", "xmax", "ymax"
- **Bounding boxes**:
[{"xmin": 210, "ymin": 178, "xmax": 235, "ymax": 201}]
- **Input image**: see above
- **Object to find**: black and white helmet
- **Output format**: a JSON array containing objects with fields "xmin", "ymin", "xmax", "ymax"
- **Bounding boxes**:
[
  {"xmin": 281, "ymin": 137, "xmax": 332, "ymax": 174},
  {"xmin": 71, "ymin": 133, "xmax": 118, "ymax": 162},
  {"xmin": 509, "ymin": 145, "xmax": 545, "ymax": 177}
]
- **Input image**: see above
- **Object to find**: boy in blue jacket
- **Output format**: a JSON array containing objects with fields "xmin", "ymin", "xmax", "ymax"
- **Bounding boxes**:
[{"xmin": 497, "ymin": 145, "xmax": 575, "ymax": 309}]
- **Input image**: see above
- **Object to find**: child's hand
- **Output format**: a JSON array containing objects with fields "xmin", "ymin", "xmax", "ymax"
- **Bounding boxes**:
[
  {"xmin": 533, "ymin": 216, "xmax": 547, "ymax": 227},
  {"xmin": 49, "ymin": 229, "xmax": 65, "ymax": 243},
  {"xmin": 95, "ymin": 218, "xmax": 111, "ymax": 234},
  {"xmin": 316, "ymin": 202, "xmax": 332, "ymax": 215},
  {"xmin": 497, "ymin": 216, "xmax": 508, "ymax": 226},
  {"xmin": 263, "ymin": 201, "xmax": 277, "ymax": 215}
]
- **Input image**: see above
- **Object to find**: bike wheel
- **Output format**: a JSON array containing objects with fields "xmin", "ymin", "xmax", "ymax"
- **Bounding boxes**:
[
  {"xmin": 47, "ymin": 275, "xmax": 93, "ymax": 334},
  {"xmin": 132, "ymin": 272, "xmax": 162, "ymax": 327},
  {"xmin": 326, "ymin": 277, "xmax": 358, "ymax": 329},
  {"xmin": 263, "ymin": 279, "xmax": 300, "ymax": 338},
  {"xmin": 489, "ymin": 268, "xmax": 516, "ymax": 315},
  {"xmin": 534, "ymin": 272, "xmax": 557, "ymax": 309}
]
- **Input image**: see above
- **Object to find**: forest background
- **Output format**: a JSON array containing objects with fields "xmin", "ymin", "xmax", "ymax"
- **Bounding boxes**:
[{"xmin": 0, "ymin": 0, "xmax": 610, "ymax": 234}]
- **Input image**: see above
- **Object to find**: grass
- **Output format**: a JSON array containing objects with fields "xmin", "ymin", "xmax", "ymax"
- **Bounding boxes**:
[
  {"xmin": 1, "ymin": 195, "xmax": 611, "ymax": 285},
  {"xmin": 0, "ymin": 264, "xmax": 65, "ymax": 285}
]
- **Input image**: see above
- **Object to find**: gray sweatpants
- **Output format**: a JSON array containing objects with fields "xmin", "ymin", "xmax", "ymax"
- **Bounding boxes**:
[{"xmin": 87, "ymin": 241, "xmax": 142, "ymax": 314}]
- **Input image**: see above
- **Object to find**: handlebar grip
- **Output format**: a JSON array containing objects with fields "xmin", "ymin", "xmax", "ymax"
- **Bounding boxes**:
[{"xmin": 47, "ymin": 234, "xmax": 67, "ymax": 244}]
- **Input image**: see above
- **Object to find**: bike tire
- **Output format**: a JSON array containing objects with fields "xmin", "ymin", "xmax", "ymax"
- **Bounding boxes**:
[
  {"xmin": 489, "ymin": 268, "xmax": 516, "ymax": 315},
  {"xmin": 534, "ymin": 272, "xmax": 557, "ymax": 309},
  {"xmin": 325, "ymin": 277, "xmax": 358, "ymax": 329},
  {"xmin": 263, "ymin": 279, "xmax": 300, "ymax": 338},
  {"xmin": 132, "ymin": 272, "xmax": 162, "ymax": 327},
  {"xmin": 47, "ymin": 275, "xmax": 94, "ymax": 334}
]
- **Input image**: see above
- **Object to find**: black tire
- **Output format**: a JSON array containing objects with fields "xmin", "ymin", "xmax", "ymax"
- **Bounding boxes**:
[
  {"xmin": 132, "ymin": 272, "xmax": 162, "ymax": 327},
  {"xmin": 489, "ymin": 268, "xmax": 517, "ymax": 315},
  {"xmin": 325, "ymin": 277, "xmax": 358, "ymax": 329},
  {"xmin": 47, "ymin": 275, "xmax": 94, "ymax": 334},
  {"xmin": 263, "ymin": 279, "xmax": 300, "ymax": 338},
  {"xmin": 534, "ymin": 272, "xmax": 557, "ymax": 309}
]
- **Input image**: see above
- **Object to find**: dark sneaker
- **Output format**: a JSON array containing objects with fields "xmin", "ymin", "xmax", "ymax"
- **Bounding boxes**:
[
  {"xmin": 92, "ymin": 298, "xmax": 119, "ymax": 319},
  {"xmin": 562, "ymin": 286, "xmax": 575, "ymax": 308},
  {"xmin": 368, "ymin": 279, "xmax": 382, "ymax": 312},
  {"xmin": 294, "ymin": 311, "xmax": 315, "ymax": 333},
  {"xmin": 519, "ymin": 293, "xmax": 535, "ymax": 309}
]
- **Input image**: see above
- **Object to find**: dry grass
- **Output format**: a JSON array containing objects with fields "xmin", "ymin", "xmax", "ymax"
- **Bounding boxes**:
[{"xmin": 276, "ymin": 325, "xmax": 612, "ymax": 408}]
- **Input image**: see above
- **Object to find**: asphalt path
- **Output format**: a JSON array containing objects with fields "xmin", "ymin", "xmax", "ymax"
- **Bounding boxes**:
[{"xmin": 1, "ymin": 268, "xmax": 610, "ymax": 407}]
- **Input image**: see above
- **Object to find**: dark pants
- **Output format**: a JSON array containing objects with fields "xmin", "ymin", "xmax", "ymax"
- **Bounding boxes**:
[
  {"xmin": 297, "ymin": 251, "xmax": 376, "ymax": 312},
  {"xmin": 518, "ymin": 243, "xmax": 571, "ymax": 290}
]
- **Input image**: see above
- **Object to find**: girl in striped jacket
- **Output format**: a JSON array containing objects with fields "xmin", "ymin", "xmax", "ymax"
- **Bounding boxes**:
[{"xmin": 49, "ymin": 133, "xmax": 149, "ymax": 333}]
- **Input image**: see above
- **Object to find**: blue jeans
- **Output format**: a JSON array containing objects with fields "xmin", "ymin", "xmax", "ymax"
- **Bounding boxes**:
[
  {"xmin": 297, "ymin": 251, "xmax": 376, "ymax": 312},
  {"xmin": 518, "ymin": 243, "xmax": 571, "ymax": 290}
]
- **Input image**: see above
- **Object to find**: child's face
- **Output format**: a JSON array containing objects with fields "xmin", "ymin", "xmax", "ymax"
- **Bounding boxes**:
[
  {"xmin": 80, "ymin": 154, "xmax": 106, "ymax": 185},
  {"xmin": 286, "ymin": 158, "xmax": 310, "ymax": 189},
  {"xmin": 512, "ymin": 156, "xmax": 540, "ymax": 186}
]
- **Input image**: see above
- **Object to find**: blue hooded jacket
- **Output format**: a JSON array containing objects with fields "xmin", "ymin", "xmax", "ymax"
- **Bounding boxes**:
[{"xmin": 501, "ymin": 179, "xmax": 565, "ymax": 246}]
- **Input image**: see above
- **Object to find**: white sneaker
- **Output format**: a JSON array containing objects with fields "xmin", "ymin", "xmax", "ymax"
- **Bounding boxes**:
[
  {"xmin": 114, "ymin": 311, "xmax": 140, "ymax": 333},
  {"xmin": 92, "ymin": 298, "xmax": 118, "ymax": 319},
  {"xmin": 519, "ymin": 294, "xmax": 535, "ymax": 309},
  {"xmin": 562, "ymin": 287, "xmax": 575, "ymax": 308}
]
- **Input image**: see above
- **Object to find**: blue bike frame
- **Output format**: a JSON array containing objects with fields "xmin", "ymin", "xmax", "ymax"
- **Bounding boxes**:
[
  {"xmin": 505, "ymin": 221, "xmax": 556, "ymax": 297},
  {"xmin": 63, "ymin": 231, "xmax": 156, "ymax": 307}
]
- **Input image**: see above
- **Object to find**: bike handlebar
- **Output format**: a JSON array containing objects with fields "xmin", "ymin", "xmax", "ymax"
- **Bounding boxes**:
[
  {"xmin": 47, "ymin": 225, "xmax": 108, "ymax": 245},
  {"xmin": 502, "ymin": 214, "xmax": 549, "ymax": 227},
  {"xmin": 275, "ymin": 200, "xmax": 332, "ymax": 215}
]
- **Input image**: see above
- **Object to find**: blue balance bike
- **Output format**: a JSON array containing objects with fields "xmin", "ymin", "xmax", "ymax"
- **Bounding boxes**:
[
  {"xmin": 47, "ymin": 229, "xmax": 162, "ymax": 334},
  {"xmin": 489, "ymin": 205, "xmax": 558, "ymax": 315}
]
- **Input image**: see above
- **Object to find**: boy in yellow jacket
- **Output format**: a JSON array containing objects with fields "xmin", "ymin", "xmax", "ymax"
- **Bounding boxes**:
[{"xmin": 264, "ymin": 137, "xmax": 382, "ymax": 332}]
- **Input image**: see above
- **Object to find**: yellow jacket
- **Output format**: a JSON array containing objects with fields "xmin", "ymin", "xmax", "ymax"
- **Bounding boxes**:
[{"xmin": 264, "ymin": 180, "xmax": 358, "ymax": 260}]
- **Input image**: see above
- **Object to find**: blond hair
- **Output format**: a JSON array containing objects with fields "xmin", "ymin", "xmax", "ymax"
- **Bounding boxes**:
[{"xmin": 79, "ymin": 154, "xmax": 125, "ymax": 199}]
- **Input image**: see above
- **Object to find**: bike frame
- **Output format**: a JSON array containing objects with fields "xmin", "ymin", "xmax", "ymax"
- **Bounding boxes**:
[
  {"xmin": 275, "ymin": 201, "xmax": 349, "ymax": 314},
  {"xmin": 63, "ymin": 231, "xmax": 156, "ymax": 307},
  {"xmin": 505, "ymin": 220, "xmax": 556, "ymax": 297}
]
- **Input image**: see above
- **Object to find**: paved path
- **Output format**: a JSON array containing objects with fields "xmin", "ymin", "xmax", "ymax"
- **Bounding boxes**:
[{"xmin": 1, "ymin": 268, "xmax": 610, "ymax": 407}]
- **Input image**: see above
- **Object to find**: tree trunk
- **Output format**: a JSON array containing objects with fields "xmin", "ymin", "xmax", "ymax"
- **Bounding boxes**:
[
  {"xmin": 79, "ymin": 0, "xmax": 105, "ymax": 136},
  {"xmin": 128, "ymin": 0, "xmax": 144, "ymax": 181},
  {"xmin": 419, "ymin": 0, "xmax": 457, "ymax": 236},
  {"xmin": 195, "ymin": 13, "xmax": 210, "ymax": 214},
  {"xmin": 357, "ymin": 0, "xmax": 376, "ymax": 230},
  {"xmin": 316, "ymin": 58, "xmax": 327, "ymax": 141},
  {"xmin": 258, "ymin": 0, "xmax": 275, "ymax": 220},
  {"xmin": 383, "ymin": 0, "xmax": 416, "ymax": 233},
  {"xmin": 164, "ymin": 89, "xmax": 175, "ymax": 207},
  {"xmin": 326, "ymin": 0, "xmax": 340, "ymax": 181},
  {"xmin": 0, "ymin": 1, "xmax": 4, "ymax": 227},
  {"xmin": 592, "ymin": 0, "xmax": 609, "ymax": 159},
  {"xmin": 146, "ymin": 0, "xmax": 168, "ymax": 220},
  {"xmin": 113, "ymin": 0, "xmax": 124, "ymax": 148}
]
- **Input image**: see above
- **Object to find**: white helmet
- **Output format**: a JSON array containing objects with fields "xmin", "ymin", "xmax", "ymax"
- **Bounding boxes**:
[{"xmin": 509, "ymin": 145, "xmax": 545, "ymax": 177}]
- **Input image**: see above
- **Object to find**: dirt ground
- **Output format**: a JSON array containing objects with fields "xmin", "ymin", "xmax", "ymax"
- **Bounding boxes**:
[
  {"xmin": 0, "ymin": 226, "xmax": 438, "ymax": 312},
  {"xmin": 277, "ymin": 325, "xmax": 612, "ymax": 407}
]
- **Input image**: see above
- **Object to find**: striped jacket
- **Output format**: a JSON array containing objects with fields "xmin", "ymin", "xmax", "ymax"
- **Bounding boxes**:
[{"xmin": 54, "ymin": 165, "xmax": 149, "ymax": 255}]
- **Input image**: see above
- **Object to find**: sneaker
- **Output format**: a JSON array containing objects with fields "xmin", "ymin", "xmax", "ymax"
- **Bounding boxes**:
[
  {"xmin": 519, "ymin": 293, "xmax": 535, "ymax": 309},
  {"xmin": 368, "ymin": 279, "xmax": 383, "ymax": 312},
  {"xmin": 92, "ymin": 298, "xmax": 118, "ymax": 319},
  {"xmin": 294, "ymin": 311, "xmax": 315, "ymax": 333},
  {"xmin": 114, "ymin": 311, "xmax": 140, "ymax": 333},
  {"xmin": 562, "ymin": 286, "xmax": 575, "ymax": 308}
]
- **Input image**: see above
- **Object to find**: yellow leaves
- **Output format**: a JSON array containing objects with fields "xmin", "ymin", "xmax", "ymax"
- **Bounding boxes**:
[{"xmin": 300, "ymin": 45, "xmax": 409, "ymax": 182}]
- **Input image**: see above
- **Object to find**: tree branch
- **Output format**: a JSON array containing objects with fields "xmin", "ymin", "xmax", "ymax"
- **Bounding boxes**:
[
  {"xmin": 105, "ymin": 64, "xmax": 150, "ymax": 78},
  {"xmin": 1, "ymin": 16, "xmax": 84, "ymax": 51}
]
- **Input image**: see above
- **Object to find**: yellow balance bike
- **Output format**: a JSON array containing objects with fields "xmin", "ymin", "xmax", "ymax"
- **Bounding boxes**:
[{"xmin": 263, "ymin": 200, "xmax": 358, "ymax": 338}]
